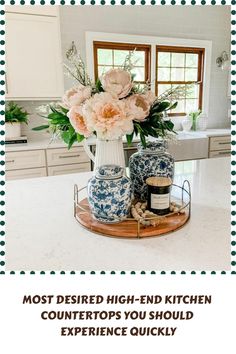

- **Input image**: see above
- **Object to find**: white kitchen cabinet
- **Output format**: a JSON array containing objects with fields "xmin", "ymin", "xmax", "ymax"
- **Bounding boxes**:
[
  {"xmin": 46, "ymin": 147, "xmax": 90, "ymax": 166},
  {"xmin": 209, "ymin": 150, "xmax": 231, "ymax": 158},
  {"xmin": 5, "ymin": 147, "xmax": 92, "ymax": 180},
  {"xmin": 5, "ymin": 11, "xmax": 64, "ymax": 100},
  {"xmin": 46, "ymin": 147, "xmax": 91, "ymax": 176},
  {"xmin": 208, "ymin": 135, "xmax": 231, "ymax": 158},
  {"xmin": 5, "ymin": 5, "xmax": 59, "ymax": 16},
  {"xmin": 6, "ymin": 150, "xmax": 46, "ymax": 171},
  {"xmin": 209, "ymin": 135, "xmax": 231, "ymax": 151},
  {"xmin": 48, "ymin": 163, "xmax": 91, "ymax": 176},
  {"xmin": 6, "ymin": 167, "xmax": 47, "ymax": 181}
]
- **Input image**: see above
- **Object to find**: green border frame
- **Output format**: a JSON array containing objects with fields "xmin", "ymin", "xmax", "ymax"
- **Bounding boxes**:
[{"xmin": 0, "ymin": 0, "xmax": 235, "ymax": 275}]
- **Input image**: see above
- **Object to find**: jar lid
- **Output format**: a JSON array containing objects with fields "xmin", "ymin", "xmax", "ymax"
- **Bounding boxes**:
[
  {"xmin": 146, "ymin": 176, "xmax": 172, "ymax": 187},
  {"xmin": 138, "ymin": 140, "xmax": 167, "ymax": 152},
  {"xmin": 96, "ymin": 164, "xmax": 124, "ymax": 180}
]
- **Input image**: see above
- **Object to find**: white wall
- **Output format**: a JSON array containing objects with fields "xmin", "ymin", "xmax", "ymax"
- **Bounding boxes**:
[{"xmin": 59, "ymin": 5, "xmax": 231, "ymax": 130}]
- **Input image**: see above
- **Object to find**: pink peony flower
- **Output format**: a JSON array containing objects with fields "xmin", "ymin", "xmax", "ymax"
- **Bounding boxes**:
[
  {"xmin": 82, "ymin": 92, "xmax": 133, "ymax": 140},
  {"xmin": 101, "ymin": 69, "xmax": 133, "ymax": 99},
  {"xmin": 62, "ymin": 85, "xmax": 91, "ymax": 108},
  {"xmin": 143, "ymin": 90, "xmax": 157, "ymax": 106},
  {"xmin": 125, "ymin": 94, "xmax": 150, "ymax": 122},
  {"xmin": 67, "ymin": 106, "xmax": 92, "ymax": 137}
]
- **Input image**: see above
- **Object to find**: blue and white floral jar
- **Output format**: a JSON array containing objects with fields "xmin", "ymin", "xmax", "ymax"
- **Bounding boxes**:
[
  {"xmin": 129, "ymin": 140, "xmax": 174, "ymax": 201},
  {"xmin": 87, "ymin": 164, "xmax": 132, "ymax": 223}
]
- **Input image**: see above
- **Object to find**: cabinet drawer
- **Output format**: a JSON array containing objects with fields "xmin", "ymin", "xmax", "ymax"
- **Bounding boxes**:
[
  {"xmin": 6, "ymin": 150, "xmax": 46, "ymax": 171},
  {"xmin": 46, "ymin": 147, "xmax": 89, "ymax": 166},
  {"xmin": 48, "ymin": 163, "xmax": 91, "ymax": 176},
  {"xmin": 209, "ymin": 150, "xmax": 231, "ymax": 158},
  {"xmin": 209, "ymin": 136, "xmax": 231, "ymax": 151},
  {"xmin": 6, "ymin": 167, "xmax": 47, "ymax": 180}
]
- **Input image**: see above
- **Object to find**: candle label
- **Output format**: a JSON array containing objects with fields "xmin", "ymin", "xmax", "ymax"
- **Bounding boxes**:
[{"xmin": 151, "ymin": 193, "xmax": 170, "ymax": 210}]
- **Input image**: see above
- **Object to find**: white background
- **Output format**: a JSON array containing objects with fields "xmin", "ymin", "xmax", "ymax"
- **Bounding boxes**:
[{"xmin": 0, "ymin": 274, "xmax": 235, "ymax": 354}]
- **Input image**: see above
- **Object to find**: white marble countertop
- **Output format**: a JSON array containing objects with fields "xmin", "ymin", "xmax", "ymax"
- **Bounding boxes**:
[
  {"xmin": 6, "ymin": 157, "xmax": 231, "ymax": 271},
  {"xmin": 5, "ymin": 128, "xmax": 230, "ymax": 152}
]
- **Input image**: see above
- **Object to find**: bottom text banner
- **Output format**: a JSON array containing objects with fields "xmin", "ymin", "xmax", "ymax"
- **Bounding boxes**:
[{"xmin": 0, "ymin": 274, "xmax": 235, "ymax": 353}]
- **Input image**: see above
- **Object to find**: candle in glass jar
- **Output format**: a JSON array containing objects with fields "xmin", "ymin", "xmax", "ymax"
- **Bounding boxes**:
[{"xmin": 146, "ymin": 176, "xmax": 172, "ymax": 215}]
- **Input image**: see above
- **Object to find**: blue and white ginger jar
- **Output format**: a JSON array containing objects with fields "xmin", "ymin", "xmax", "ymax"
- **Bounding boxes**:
[
  {"xmin": 87, "ymin": 164, "xmax": 132, "ymax": 223},
  {"xmin": 129, "ymin": 140, "xmax": 174, "ymax": 201}
]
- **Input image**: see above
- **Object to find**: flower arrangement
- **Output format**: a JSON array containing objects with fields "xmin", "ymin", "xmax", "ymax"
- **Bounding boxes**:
[{"xmin": 33, "ymin": 42, "xmax": 192, "ymax": 148}]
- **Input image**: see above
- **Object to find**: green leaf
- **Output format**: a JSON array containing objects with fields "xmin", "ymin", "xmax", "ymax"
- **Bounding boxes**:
[
  {"xmin": 133, "ymin": 124, "xmax": 138, "ymax": 136},
  {"xmin": 167, "ymin": 102, "xmax": 178, "ymax": 111},
  {"xmin": 49, "ymin": 105, "xmax": 69, "ymax": 117},
  {"xmin": 49, "ymin": 105, "xmax": 58, "ymax": 114},
  {"xmin": 47, "ymin": 113, "xmax": 57, "ymax": 120},
  {"xmin": 32, "ymin": 125, "xmax": 50, "ymax": 131},
  {"xmin": 149, "ymin": 114, "xmax": 162, "ymax": 128},
  {"xmin": 134, "ymin": 122, "xmax": 142, "ymax": 133},
  {"xmin": 95, "ymin": 79, "xmax": 104, "ymax": 93},
  {"xmin": 76, "ymin": 133, "xmax": 85, "ymax": 143},
  {"xmin": 61, "ymin": 130, "xmax": 71, "ymax": 144},
  {"xmin": 68, "ymin": 125, "xmax": 75, "ymax": 135},
  {"xmin": 126, "ymin": 132, "xmax": 134, "ymax": 146},
  {"xmin": 68, "ymin": 133, "xmax": 78, "ymax": 149},
  {"xmin": 164, "ymin": 120, "xmax": 175, "ymax": 131},
  {"xmin": 151, "ymin": 101, "xmax": 170, "ymax": 113},
  {"xmin": 59, "ymin": 105, "xmax": 69, "ymax": 114},
  {"xmin": 145, "ymin": 125, "xmax": 159, "ymax": 137},
  {"xmin": 46, "ymin": 111, "xmax": 69, "ymax": 128},
  {"xmin": 140, "ymin": 132, "xmax": 147, "ymax": 148},
  {"xmin": 61, "ymin": 125, "xmax": 76, "ymax": 146},
  {"xmin": 51, "ymin": 118, "xmax": 70, "ymax": 125}
]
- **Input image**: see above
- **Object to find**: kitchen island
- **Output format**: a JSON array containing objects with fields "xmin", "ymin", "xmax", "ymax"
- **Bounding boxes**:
[{"xmin": 6, "ymin": 157, "xmax": 231, "ymax": 271}]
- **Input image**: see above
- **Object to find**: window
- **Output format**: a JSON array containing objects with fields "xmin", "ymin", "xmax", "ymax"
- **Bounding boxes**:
[
  {"xmin": 93, "ymin": 41, "xmax": 151, "ymax": 85},
  {"xmin": 156, "ymin": 46, "xmax": 205, "ymax": 116},
  {"xmin": 87, "ymin": 33, "xmax": 210, "ymax": 117}
]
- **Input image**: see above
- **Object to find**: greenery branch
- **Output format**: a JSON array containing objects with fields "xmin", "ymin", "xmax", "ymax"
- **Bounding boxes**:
[
  {"xmin": 32, "ymin": 105, "xmax": 85, "ymax": 149},
  {"xmin": 64, "ymin": 41, "xmax": 92, "ymax": 87}
]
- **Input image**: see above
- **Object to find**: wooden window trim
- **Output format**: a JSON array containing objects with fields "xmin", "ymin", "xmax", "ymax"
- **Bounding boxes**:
[
  {"xmin": 156, "ymin": 45, "xmax": 205, "ymax": 117},
  {"xmin": 93, "ymin": 41, "xmax": 151, "ymax": 83}
]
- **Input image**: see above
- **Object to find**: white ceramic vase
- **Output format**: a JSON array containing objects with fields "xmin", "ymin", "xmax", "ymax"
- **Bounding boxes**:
[
  {"xmin": 5, "ymin": 122, "xmax": 21, "ymax": 139},
  {"xmin": 83, "ymin": 137, "xmax": 126, "ymax": 171},
  {"xmin": 181, "ymin": 116, "xmax": 192, "ymax": 132}
]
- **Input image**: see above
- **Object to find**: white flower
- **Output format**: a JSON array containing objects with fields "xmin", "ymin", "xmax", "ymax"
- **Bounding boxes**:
[
  {"xmin": 101, "ymin": 69, "xmax": 133, "ymax": 99},
  {"xmin": 82, "ymin": 92, "xmax": 133, "ymax": 140},
  {"xmin": 67, "ymin": 106, "xmax": 92, "ymax": 137},
  {"xmin": 62, "ymin": 85, "xmax": 91, "ymax": 108},
  {"xmin": 35, "ymin": 104, "xmax": 51, "ymax": 116},
  {"xmin": 125, "ymin": 94, "xmax": 150, "ymax": 122},
  {"xmin": 143, "ymin": 91, "xmax": 156, "ymax": 106}
]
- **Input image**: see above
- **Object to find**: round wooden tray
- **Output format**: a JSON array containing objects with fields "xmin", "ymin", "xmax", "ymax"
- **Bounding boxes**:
[{"xmin": 74, "ymin": 184, "xmax": 191, "ymax": 238}]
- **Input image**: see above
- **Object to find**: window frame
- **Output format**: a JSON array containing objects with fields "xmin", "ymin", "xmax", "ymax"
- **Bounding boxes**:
[
  {"xmin": 156, "ymin": 45, "xmax": 205, "ymax": 116},
  {"xmin": 86, "ymin": 32, "xmax": 212, "ymax": 117},
  {"xmin": 93, "ymin": 41, "xmax": 151, "ymax": 84}
]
